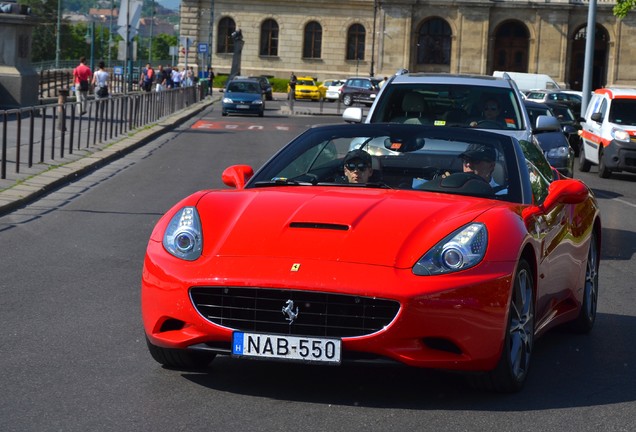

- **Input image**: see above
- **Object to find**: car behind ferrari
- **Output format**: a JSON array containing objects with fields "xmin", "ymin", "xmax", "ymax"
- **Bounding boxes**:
[{"xmin": 142, "ymin": 123, "xmax": 601, "ymax": 393}]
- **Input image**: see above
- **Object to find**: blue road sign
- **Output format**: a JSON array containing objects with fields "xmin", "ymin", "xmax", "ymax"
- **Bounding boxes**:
[{"xmin": 198, "ymin": 43, "xmax": 208, "ymax": 54}]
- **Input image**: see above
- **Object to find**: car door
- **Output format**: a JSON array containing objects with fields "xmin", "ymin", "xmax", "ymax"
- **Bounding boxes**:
[{"xmin": 580, "ymin": 94, "xmax": 605, "ymax": 165}]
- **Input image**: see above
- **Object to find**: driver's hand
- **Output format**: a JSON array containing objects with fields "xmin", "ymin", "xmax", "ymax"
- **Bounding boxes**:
[{"xmin": 469, "ymin": 121, "xmax": 478, "ymax": 127}]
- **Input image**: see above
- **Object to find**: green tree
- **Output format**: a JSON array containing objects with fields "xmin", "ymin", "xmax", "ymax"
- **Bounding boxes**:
[
  {"xmin": 152, "ymin": 33, "xmax": 178, "ymax": 62},
  {"xmin": 22, "ymin": 0, "xmax": 58, "ymax": 62},
  {"xmin": 614, "ymin": 0, "xmax": 636, "ymax": 18}
]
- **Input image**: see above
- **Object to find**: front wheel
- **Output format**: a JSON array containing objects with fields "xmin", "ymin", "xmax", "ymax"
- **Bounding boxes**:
[
  {"xmin": 471, "ymin": 260, "xmax": 534, "ymax": 393},
  {"xmin": 343, "ymin": 94, "xmax": 353, "ymax": 106},
  {"xmin": 598, "ymin": 149, "xmax": 611, "ymax": 178},
  {"xmin": 578, "ymin": 145, "xmax": 591, "ymax": 172},
  {"xmin": 569, "ymin": 232, "xmax": 599, "ymax": 333}
]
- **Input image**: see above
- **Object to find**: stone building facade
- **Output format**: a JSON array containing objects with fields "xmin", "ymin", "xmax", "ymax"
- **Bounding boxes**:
[{"xmin": 178, "ymin": 0, "xmax": 636, "ymax": 90}]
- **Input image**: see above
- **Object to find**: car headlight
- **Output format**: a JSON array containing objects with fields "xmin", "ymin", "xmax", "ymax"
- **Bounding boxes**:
[
  {"xmin": 546, "ymin": 146, "xmax": 570, "ymax": 158},
  {"xmin": 413, "ymin": 223, "xmax": 487, "ymax": 276},
  {"xmin": 251, "ymin": 99, "xmax": 263, "ymax": 105},
  {"xmin": 611, "ymin": 128, "xmax": 631, "ymax": 143},
  {"xmin": 163, "ymin": 207, "xmax": 203, "ymax": 261},
  {"xmin": 222, "ymin": 97, "xmax": 233, "ymax": 103}
]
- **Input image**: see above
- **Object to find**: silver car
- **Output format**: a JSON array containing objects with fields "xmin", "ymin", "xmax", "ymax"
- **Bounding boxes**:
[{"xmin": 343, "ymin": 72, "xmax": 559, "ymax": 151}]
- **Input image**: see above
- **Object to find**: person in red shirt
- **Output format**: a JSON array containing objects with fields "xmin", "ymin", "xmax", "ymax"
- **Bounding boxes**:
[{"xmin": 73, "ymin": 57, "xmax": 92, "ymax": 115}]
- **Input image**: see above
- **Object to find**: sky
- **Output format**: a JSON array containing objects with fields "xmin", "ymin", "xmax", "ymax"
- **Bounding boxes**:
[{"xmin": 156, "ymin": 0, "xmax": 179, "ymax": 11}]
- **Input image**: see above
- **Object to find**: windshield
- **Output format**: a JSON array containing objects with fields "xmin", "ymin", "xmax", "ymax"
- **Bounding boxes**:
[
  {"xmin": 609, "ymin": 99, "xmax": 636, "ymax": 126},
  {"xmin": 227, "ymin": 82, "xmax": 260, "ymax": 93},
  {"xmin": 249, "ymin": 124, "xmax": 523, "ymax": 202},
  {"xmin": 369, "ymin": 83, "xmax": 524, "ymax": 131}
]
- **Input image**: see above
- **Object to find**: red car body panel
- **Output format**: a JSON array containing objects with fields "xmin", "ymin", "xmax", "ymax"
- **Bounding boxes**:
[{"xmin": 142, "ymin": 186, "xmax": 597, "ymax": 371}]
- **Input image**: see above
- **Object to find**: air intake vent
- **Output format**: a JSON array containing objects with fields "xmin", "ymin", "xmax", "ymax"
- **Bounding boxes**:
[{"xmin": 289, "ymin": 222, "xmax": 349, "ymax": 230}]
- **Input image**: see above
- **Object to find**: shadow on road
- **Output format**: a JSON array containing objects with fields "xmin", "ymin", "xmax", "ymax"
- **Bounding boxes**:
[{"xmin": 179, "ymin": 312, "xmax": 635, "ymax": 410}]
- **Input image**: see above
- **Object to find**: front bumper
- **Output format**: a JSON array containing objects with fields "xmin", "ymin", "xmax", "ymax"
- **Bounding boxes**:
[
  {"xmin": 602, "ymin": 139, "xmax": 636, "ymax": 173},
  {"xmin": 142, "ymin": 242, "xmax": 515, "ymax": 372}
]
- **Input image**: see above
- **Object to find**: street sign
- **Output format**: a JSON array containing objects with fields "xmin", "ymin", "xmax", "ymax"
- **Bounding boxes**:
[
  {"xmin": 198, "ymin": 43, "xmax": 208, "ymax": 54},
  {"xmin": 114, "ymin": 66, "xmax": 124, "ymax": 76}
]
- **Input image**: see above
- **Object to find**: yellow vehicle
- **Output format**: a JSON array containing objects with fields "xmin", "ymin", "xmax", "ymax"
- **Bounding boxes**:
[{"xmin": 287, "ymin": 76, "xmax": 322, "ymax": 101}]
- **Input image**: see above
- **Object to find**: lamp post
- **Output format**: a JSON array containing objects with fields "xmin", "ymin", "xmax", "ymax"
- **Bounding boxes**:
[
  {"xmin": 580, "ymin": 0, "xmax": 597, "ymax": 116},
  {"xmin": 55, "ymin": 0, "xmax": 61, "ymax": 68},
  {"xmin": 370, "ymin": 0, "xmax": 377, "ymax": 77},
  {"xmin": 148, "ymin": 0, "xmax": 154, "ymax": 62},
  {"xmin": 85, "ymin": 21, "xmax": 95, "ymax": 73}
]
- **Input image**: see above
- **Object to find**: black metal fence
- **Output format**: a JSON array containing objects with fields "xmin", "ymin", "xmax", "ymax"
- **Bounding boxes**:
[{"xmin": 1, "ymin": 85, "xmax": 205, "ymax": 184}]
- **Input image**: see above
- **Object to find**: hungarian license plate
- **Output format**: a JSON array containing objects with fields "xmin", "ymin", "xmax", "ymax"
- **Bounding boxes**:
[
  {"xmin": 232, "ymin": 332, "xmax": 341, "ymax": 364},
  {"xmin": 236, "ymin": 104, "xmax": 249, "ymax": 109}
]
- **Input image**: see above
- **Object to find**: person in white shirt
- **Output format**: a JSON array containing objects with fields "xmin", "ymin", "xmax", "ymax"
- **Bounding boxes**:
[{"xmin": 171, "ymin": 68, "xmax": 182, "ymax": 88}]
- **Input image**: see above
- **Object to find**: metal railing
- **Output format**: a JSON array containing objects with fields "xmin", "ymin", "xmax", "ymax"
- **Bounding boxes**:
[{"xmin": 1, "ymin": 85, "xmax": 206, "ymax": 186}]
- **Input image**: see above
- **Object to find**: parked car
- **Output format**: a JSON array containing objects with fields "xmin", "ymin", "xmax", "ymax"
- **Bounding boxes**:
[
  {"xmin": 324, "ymin": 79, "xmax": 345, "ymax": 102},
  {"xmin": 287, "ymin": 76, "xmax": 322, "ymax": 101},
  {"xmin": 524, "ymin": 100, "xmax": 575, "ymax": 177},
  {"xmin": 221, "ymin": 79, "xmax": 265, "ymax": 117},
  {"xmin": 142, "ymin": 122, "xmax": 600, "ymax": 393},
  {"xmin": 340, "ymin": 77, "xmax": 382, "ymax": 106},
  {"xmin": 318, "ymin": 79, "xmax": 339, "ymax": 100},
  {"xmin": 343, "ymin": 73, "xmax": 560, "ymax": 172},
  {"xmin": 248, "ymin": 75, "xmax": 273, "ymax": 101},
  {"xmin": 579, "ymin": 87, "xmax": 636, "ymax": 178}
]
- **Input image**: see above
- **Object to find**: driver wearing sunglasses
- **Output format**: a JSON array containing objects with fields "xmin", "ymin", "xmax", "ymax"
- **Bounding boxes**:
[{"xmin": 343, "ymin": 149, "xmax": 373, "ymax": 183}]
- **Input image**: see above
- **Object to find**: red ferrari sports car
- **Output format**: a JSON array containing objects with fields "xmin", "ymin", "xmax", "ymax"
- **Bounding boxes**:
[{"xmin": 142, "ymin": 123, "xmax": 601, "ymax": 392}]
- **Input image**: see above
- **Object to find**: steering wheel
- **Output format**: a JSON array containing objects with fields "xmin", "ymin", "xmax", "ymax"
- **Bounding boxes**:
[{"xmin": 475, "ymin": 119, "xmax": 503, "ymax": 129}]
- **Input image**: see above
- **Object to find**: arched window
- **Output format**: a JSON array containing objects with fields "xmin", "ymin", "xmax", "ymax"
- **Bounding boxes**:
[
  {"xmin": 416, "ymin": 18, "xmax": 451, "ymax": 65},
  {"xmin": 346, "ymin": 24, "xmax": 366, "ymax": 61},
  {"xmin": 303, "ymin": 21, "xmax": 322, "ymax": 59},
  {"xmin": 260, "ymin": 19, "xmax": 279, "ymax": 56},
  {"xmin": 216, "ymin": 17, "xmax": 236, "ymax": 54}
]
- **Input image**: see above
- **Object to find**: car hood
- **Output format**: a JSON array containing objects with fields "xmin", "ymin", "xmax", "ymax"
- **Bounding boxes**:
[
  {"xmin": 195, "ymin": 187, "xmax": 499, "ymax": 268},
  {"xmin": 224, "ymin": 92, "xmax": 261, "ymax": 102}
]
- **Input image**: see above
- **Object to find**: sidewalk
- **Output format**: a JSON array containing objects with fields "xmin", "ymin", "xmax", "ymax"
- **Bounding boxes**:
[{"xmin": 0, "ymin": 96, "xmax": 217, "ymax": 216}]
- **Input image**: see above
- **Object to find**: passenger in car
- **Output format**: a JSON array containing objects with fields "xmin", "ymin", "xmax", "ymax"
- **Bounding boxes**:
[
  {"xmin": 342, "ymin": 149, "xmax": 373, "ymax": 183},
  {"xmin": 460, "ymin": 144, "xmax": 507, "ymax": 193},
  {"xmin": 470, "ymin": 99, "xmax": 506, "ymax": 128}
]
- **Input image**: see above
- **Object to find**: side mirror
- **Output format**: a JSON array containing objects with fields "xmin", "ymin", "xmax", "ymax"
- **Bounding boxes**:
[
  {"xmin": 222, "ymin": 165, "xmax": 254, "ymax": 189},
  {"xmin": 342, "ymin": 107, "xmax": 363, "ymax": 123},
  {"xmin": 522, "ymin": 179, "xmax": 589, "ymax": 220},
  {"xmin": 590, "ymin": 112, "xmax": 603, "ymax": 123},
  {"xmin": 534, "ymin": 115, "xmax": 561, "ymax": 132},
  {"xmin": 544, "ymin": 178, "xmax": 589, "ymax": 209}
]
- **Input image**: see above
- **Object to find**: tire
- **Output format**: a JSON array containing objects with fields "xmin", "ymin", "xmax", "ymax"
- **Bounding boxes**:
[
  {"xmin": 471, "ymin": 260, "xmax": 534, "ymax": 393},
  {"xmin": 145, "ymin": 336, "xmax": 215, "ymax": 369},
  {"xmin": 598, "ymin": 149, "xmax": 611, "ymax": 178},
  {"xmin": 343, "ymin": 94, "xmax": 353, "ymax": 106},
  {"xmin": 569, "ymin": 232, "xmax": 599, "ymax": 333},
  {"xmin": 222, "ymin": 111, "xmax": 228, "ymax": 117},
  {"xmin": 578, "ymin": 145, "xmax": 591, "ymax": 172},
  {"xmin": 258, "ymin": 110, "xmax": 264, "ymax": 117}
]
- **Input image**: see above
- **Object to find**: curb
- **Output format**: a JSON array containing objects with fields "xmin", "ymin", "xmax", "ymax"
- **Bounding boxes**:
[{"xmin": 0, "ymin": 97, "xmax": 216, "ymax": 216}]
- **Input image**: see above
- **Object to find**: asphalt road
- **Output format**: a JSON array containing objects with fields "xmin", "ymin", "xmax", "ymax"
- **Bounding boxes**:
[{"xmin": 1, "ymin": 100, "xmax": 635, "ymax": 432}]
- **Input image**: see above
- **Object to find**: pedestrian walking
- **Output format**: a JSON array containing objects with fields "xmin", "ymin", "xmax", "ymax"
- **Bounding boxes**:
[
  {"xmin": 207, "ymin": 67, "xmax": 215, "ymax": 95},
  {"xmin": 73, "ymin": 56, "xmax": 92, "ymax": 115}
]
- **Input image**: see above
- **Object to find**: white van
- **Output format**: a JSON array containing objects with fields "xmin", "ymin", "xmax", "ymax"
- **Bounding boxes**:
[{"xmin": 493, "ymin": 71, "xmax": 560, "ymax": 92}]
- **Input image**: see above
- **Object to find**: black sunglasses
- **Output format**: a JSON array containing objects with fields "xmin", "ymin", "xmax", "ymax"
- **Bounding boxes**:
[{"xmin": 345, "ymin": 162, "xmax": 369, "ymax": 171}]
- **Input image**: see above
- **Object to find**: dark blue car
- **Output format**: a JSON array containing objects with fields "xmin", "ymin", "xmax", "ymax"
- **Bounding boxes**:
[{"xmin": 222, "ymin": 79, "xmax": 265, "ymax": 117}]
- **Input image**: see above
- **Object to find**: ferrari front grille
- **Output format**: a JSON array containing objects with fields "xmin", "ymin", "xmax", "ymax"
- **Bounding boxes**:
[{"xmin": 190, "ymin": 287, "xmax": 400, "ymax": 338}]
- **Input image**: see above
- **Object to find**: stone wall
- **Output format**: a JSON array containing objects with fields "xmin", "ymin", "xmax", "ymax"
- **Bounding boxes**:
[{"xmin": 179, "ymin": 0, "xmax": 636, "ymax": 88}]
